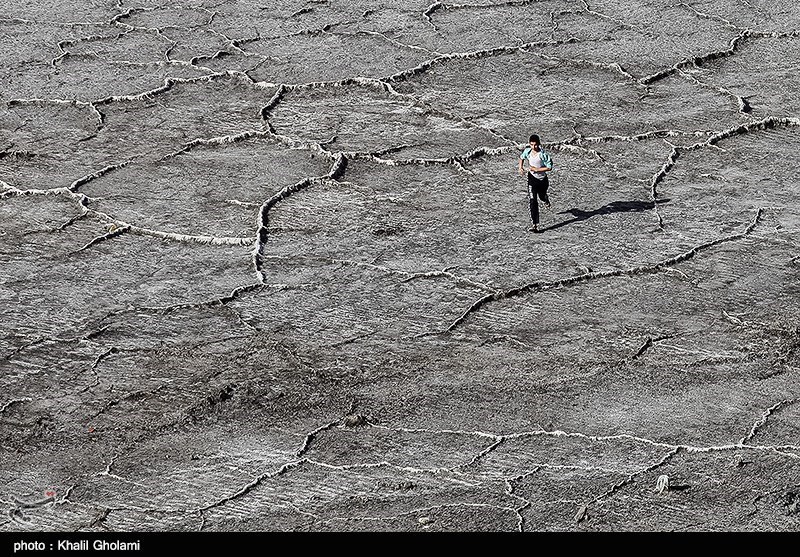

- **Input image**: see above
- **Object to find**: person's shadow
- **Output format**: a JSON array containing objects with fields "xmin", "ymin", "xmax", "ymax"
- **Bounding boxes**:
[{"xmin": 540, "ymin": 198, "xmax": 671, "ymax": 232}]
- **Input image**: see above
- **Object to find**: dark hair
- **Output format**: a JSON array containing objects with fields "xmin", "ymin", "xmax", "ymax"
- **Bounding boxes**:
[{"xmin": 529, "ymin": 134, "xmax": 540, "ymax": 143}]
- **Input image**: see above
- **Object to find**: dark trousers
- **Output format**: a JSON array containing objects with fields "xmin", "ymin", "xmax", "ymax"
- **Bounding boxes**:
[{"xmin": 527, "ymin": 173, "xmax": 550, "ymax": 224}]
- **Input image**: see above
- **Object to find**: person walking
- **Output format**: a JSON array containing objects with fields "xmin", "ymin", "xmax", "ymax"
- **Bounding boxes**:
[{"xmin": 517, "ymin": 134, "xmax": 554, "ymax": 232}]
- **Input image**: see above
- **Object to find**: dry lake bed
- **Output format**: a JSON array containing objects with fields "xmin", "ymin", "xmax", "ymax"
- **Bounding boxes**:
[{"xmin": 1, "ymin": 0, "xmax": 799, "ymax": 531}]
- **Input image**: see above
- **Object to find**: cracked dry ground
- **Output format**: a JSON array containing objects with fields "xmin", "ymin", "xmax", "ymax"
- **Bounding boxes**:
[{"xmin": 1, "ymin": 0, "xmax": 800, "ymax": 533}]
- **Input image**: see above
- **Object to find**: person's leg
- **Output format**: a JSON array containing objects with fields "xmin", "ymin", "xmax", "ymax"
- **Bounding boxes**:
[
  {"xmin": 538, "ymin": 175, "xmax": 550, "ymax": 208},
  {"xmin": 527, "ymin": 173, "xmax": 539, "ymax": 225}
]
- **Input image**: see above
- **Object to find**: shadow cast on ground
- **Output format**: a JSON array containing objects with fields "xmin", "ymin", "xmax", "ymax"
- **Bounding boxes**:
[{"xmin": 540, "ymin": 198, "xmax": 671, "ymax": 232}]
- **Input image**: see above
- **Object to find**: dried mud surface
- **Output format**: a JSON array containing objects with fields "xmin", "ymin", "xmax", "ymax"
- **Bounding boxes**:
[{"xmin": 1, "ymin": 0, "xmax": 800, "ymax": 532}]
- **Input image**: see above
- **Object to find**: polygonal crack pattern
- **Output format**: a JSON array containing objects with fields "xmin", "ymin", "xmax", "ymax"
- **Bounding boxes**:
[{"xmin": 1, "ymin": 0, "xmax": 799, "ymax": 532}]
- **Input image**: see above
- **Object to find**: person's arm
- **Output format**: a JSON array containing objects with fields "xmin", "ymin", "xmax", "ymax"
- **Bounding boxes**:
[
  {"xmin": 532, "ymin": 152, "xmax": 553, "ymax": 173},
  {"xmin": 518, "ymin": 148, "xmax": 528, "ymax": 174}
]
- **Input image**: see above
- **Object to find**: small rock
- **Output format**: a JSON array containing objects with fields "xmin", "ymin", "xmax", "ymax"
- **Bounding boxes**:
[
  {"xmin": 343, "ymin": 414, "xmax": 367, "ymax": 428},
  {"xmin": 574, "ymin": 505, "xmax": 588, "ymax": 523},
  {"xmin": 418, "ymin": 516, "xmax": 432, "ymax": 525},
  {"xmin": 371, "ymin": 225, "xmax": 402, "ymax": 236},
  {"xmin": 655, "ymin": 475, "xmax": 669, "ymax": 494},
  {"xmin": 781, "ymin": 491, "xmax": 800, "ymax": 515},
  {"xmin": 398, "ymin": 481, "xmax": 416, "ymax": 491},
  {"xmin": 732, "ymin": 455, "xmax": 752, "ymax": 468}
]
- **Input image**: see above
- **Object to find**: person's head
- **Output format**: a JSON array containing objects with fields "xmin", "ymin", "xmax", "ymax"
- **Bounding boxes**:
[{"xmin": 529, "ymin": 134, "xmax": 541, "ymax": 151}]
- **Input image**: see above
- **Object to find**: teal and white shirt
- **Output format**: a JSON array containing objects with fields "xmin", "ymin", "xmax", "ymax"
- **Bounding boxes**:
[{"xmin": 520, "ymin": 147, "xmax": 553, "ymax": 179}]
